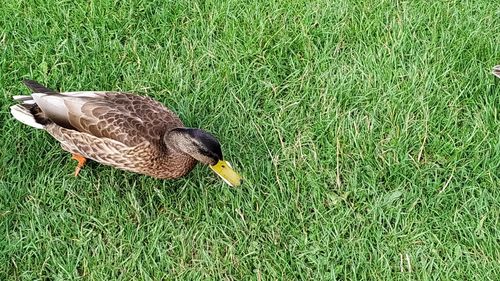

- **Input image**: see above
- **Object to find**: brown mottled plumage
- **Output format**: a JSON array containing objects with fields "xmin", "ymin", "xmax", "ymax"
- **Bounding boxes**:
[
  {"xmin": 42, "ymin": 91, "xmax": 197, "ymax": 179},
  {"xmin": 10, "ymin": 80, "xmax": 243, "ymax": 185}
]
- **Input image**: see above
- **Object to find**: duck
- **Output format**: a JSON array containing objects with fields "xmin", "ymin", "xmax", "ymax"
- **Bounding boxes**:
[
  {"xmin": 494, "ymin": 65, "xmax": 500, "ymax": 78},
  {"xmin": 10, "ymin": 80, "xmax": 242, "ymax": 187}
]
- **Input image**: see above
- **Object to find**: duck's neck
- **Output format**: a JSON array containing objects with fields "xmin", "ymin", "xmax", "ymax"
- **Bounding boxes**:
[
  {"xmin": 163, "ymin": 128, "xmax": 192, "ymax": 154},
  {"xmin": 151, "ymin": 152, "xmax": 197, "ymax": 179}
]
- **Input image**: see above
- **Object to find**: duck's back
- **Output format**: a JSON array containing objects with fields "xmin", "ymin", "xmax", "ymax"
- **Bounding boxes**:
[{"xmin": 33, "ymin": 91, "xmax": 183, "ymax": 147}]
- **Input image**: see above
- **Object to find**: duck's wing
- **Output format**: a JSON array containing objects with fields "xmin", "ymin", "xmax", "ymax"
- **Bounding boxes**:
[
  {"xmin": 47, "ymin": 124, "xmax": 153, "ymax": 172},
  {"xmin": 32, "ymin": 91, "xmax": 183, "ymax": 147}
]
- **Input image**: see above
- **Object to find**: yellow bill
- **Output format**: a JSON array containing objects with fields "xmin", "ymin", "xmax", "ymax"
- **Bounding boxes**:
[{"xmin": 209, "ymin": 160, "xmax": 242, "ymax": 187}]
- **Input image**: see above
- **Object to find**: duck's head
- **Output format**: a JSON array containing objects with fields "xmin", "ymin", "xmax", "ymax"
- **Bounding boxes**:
[{"xmin": 166, "ymin": 128, "xmax": 242, "ymax": 186}]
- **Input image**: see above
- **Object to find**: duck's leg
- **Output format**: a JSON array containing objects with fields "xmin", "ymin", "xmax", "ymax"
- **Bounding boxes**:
[{"xmin": 71, "ymin": 153, "xmax": 87, "ymax": 177}]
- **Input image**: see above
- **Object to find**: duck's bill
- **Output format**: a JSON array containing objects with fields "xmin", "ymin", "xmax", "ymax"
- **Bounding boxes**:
[{"xmin": 210, "ymin": 160, "xmax": 242, "ymax": 187}]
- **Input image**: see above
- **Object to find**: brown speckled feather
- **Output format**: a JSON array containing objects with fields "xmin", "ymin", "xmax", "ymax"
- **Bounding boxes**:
[
  {"xmin": 47, "ymin": 123, "xmax": 196, "ymax": 178},
  {"xmin": 35, "ymin": 91, "xmax": 182, "ymax": 147}
]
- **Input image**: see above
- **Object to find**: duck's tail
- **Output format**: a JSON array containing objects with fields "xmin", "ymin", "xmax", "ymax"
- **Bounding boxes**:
[
  {"xmin": 22, "ymin": 79, "xmax": 57, "ymax": 93},
  {"xmin": 10, "ymin": 80, "xmax": 54, "ymax": 129},
  {"xmin": 10, "ymin": 103, "xmax": 45, "ymax": 129},
  {"xmin": 493, "ymin": 65, "xmax": 500, "ymax": 79}
]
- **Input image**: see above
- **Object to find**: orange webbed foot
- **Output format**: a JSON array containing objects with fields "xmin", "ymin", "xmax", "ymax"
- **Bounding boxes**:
[{"xmin": 71, "ymin": 153, "xmax": 87, "ymax": 177}]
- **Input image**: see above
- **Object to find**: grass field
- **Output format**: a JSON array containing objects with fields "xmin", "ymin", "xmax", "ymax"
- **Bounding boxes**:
[{"xmin": 1, "ymin": 0, "xmax": 499, "ymax": 279}]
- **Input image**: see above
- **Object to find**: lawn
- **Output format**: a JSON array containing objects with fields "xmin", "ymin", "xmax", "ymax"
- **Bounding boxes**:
[{"xmin": 1, "ymin": 0, "xmax": 499, "ymax": 279}]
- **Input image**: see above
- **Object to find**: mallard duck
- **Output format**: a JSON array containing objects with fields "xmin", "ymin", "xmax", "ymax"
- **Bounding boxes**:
[
  {"xmin": 10, "ymin": 80, "xmax": 241, "ymax": 186},
  {"xmin": 493, "ymin": 65, "xmax": 500, "ymax": 78}
]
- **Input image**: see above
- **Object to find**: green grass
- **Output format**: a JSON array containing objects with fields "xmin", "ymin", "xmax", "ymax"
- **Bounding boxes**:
[{"xmin": 1, "ymin": 0, "xmax": 499, "ymax": 279}]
